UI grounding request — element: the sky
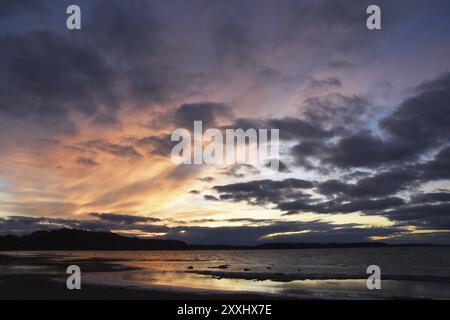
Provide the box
[1,0,450,245]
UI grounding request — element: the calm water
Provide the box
[4,247,450,299]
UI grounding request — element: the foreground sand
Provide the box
[0,274,279,300]
[0,253,275,300]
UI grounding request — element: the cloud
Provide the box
[77,140,142,159]
[380,72,450,148]
[77,157,99,167]
[220,164,260,178]
[213,178,314,205]
[211,150,450,228]
[0,0,49,16]
[0,31,118,134]
[282,197,405,215]
[265,159,291,173]
[319,73,450,169]
[317,170,418,199]
[411,192,450,204]
[385,203,450,230]
[1,1,449,245]
[88,212,161,224]
[203,195,219,201]
[321,132,416,168]
[173,102,233,128]
[419,146,450,181]
[0,215,405,245]
[134,134,174,157]
[0,216,78,235]
[0,0,209,136]
[300,77,342,96]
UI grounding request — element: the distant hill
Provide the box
[0,229,187,250]
[0,229,442,251]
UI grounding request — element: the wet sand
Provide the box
[2,251,450,300]
[0,253,274,300]
[193,270,450,283]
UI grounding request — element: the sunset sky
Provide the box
[1,0,450,245]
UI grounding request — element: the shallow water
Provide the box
[4,247,450,299]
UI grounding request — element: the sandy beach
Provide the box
[0,253,276,300]
[2,248,450,300]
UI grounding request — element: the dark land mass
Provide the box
[0,228,446,251]
[0,229,187,251]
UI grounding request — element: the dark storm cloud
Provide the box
[86,0,164,62]
[173,102,233,129]
[134,134,174,157]
[213,178,314,205]
[385,203,450,229]
[328,197,405,214]
[418,146,450,181]
[203,195,219,201]
[214,178,314,192]
[320,132,417,168]
[380,72,450,150]
[211,145,450,228]
[265,72,450,174]
[167,221,329,245]
[301,93,371,131]
[228,115,331,143]
[0,0,392,137]
[319,73,450,169]
[212,136,450,227]
[0,31,118,133]
[276,0,377,52]
[88,212,161,224]
[229,93,370,170]
[84,0,190,108]
[205,0,388,69]
[161,222,402,245]
[0,0,200,134]
[0,0,48,16]
[265,159,291,173]
[0,0,400,136]
[268,117,332,141]
[317,170,418,199]
[411,192,450,204]
[207,1,255,67]
[279,197,405,215]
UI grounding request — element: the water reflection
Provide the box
[83,269,450,299]
[4,249,450,299]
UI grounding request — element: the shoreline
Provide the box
[4,251,450,284]
[0,253,278,300]
[0,274,280,300]
[2,251,450,300]
[190,270,450,283]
